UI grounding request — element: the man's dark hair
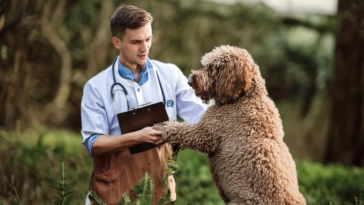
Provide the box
[110,5,153,40]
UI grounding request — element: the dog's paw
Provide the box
[153,122,167,132]
[153,120,180,141]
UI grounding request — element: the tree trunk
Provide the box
[324,0,364,166]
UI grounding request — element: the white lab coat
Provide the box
[81,57,206,144]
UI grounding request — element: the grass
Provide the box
[0,128,92,204]
[0,128,364,205]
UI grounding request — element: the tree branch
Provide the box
[41,14,72,122]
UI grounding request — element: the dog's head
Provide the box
[188,45,266,105]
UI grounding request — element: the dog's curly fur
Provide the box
[154,45,306,205]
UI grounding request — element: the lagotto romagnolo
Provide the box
[154,45,306,205]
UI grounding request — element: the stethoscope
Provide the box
[110,57,166,114]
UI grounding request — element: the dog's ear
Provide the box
[216,49,255,101]
[236,57,253,92]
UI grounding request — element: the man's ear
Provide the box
[112,37,121,49]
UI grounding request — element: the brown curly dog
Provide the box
[154,45,306,205]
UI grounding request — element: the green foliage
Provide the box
[174,150,224,205]
[8,187,21,205]
[49,162,76,205]
[0,129,92,204]
[121,173,155,205]
[2,129,364,205]
[297,161,364,205]
[88,192,107,205]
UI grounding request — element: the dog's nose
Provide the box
[187,78,193,85]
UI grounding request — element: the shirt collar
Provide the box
[118,58,153,84]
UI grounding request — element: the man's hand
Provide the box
[137,127,164,144]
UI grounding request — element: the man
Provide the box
[81,5,206,205]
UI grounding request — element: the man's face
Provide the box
[113,23,152,70]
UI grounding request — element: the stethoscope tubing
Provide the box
[110,57,165,114]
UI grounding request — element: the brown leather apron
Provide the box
[90,144,169,205]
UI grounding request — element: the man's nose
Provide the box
[140,42,149,52]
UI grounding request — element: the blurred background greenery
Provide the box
[0,0,363,204]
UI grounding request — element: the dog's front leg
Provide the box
[153,121,218,154]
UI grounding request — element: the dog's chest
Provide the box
[208,141,247,173]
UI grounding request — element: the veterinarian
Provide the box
[81,4,206,205]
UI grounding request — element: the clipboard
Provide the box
[117,102,169,154]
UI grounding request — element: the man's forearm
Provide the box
[92,132,141,156]
[91,127,164,156]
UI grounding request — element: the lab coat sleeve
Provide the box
[174,67,207,124]
[81,81,109,144]
[83,134,100,157]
